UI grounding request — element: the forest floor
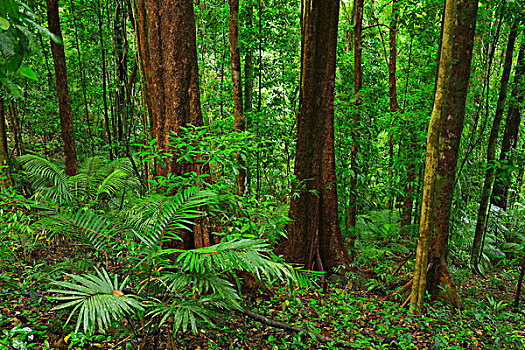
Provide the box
[1,245,524,350]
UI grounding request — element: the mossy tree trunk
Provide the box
[410,0,456,315]
[427,0,479,308]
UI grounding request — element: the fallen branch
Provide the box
[238,308,356,348]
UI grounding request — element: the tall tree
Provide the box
[426,0,479,308]
[46,0,78,176]
[409,0,456,315]
[348,0,364,235]
[228,0,246,196]
[134,0,209,248]
[135,0,205,180]
[471,21,518,270]
[492,42,525,210]
[277,0,350,273]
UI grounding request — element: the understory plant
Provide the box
[12,154,302,340]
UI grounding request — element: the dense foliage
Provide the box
[0,0,524,348]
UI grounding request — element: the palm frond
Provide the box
[161,271,240,308]
[36,207,113,250]
[166,239,297,284]
[69,157,108,198]
[147,296,221,333]
[51,268,143,333]
[18,154,72,203]
[96,169,129,197]
[128,187,216,249]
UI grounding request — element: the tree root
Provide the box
[388,263,464,310]
[237,308,356,348]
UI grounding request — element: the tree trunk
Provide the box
[0,98,11,188]
[135,0,208,249]
[492,43,525,210]
[277,0,350,274]
[228,0,246,196]
[471,22,518,269]
[426,0,478,308]
[347,0,364,237]
[69,0,92,149]
[46,0,78,176]
[97,0,113,160]
[409,0,456,315]
[114,0,127,146]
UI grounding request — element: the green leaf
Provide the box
[18,64,36,80]
[21,18,62,44]
[0,73,22,98]
[0,16,9,30]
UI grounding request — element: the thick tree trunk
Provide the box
[409,0,456,315]
[347,0,363,237]
[277,0,350,273]
[471,22,518,269]
[228,0,246,196]
[46,0,78,176]
[135,0,208,249]
[492,43,525,210]
[426,0,478,308]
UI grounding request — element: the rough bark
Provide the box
[471,22,518,268]
[135,0,209,249]
[347,0,363,237]
[492,43,525,210]
[46,0,78,176]
[228,0,246,196]
[277,0,350,273]
[426,0,478,308]
[409,0,456,315]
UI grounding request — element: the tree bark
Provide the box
[409,0,456,315]
[492,43,525,210]
[228,0,246,196]
[426,0,479,308]
[46,0,78,176]
[277,0,350,273]
[347,0,364,238]
[471,22,518,269]
[134,0,208,249]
